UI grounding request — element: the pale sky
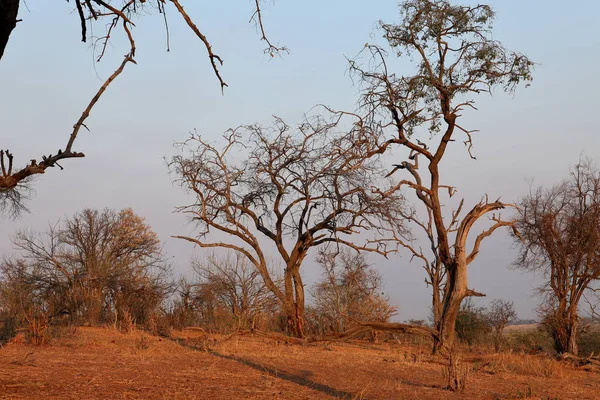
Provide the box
[1,0,599,321]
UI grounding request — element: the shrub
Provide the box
[506,327,554,354]
[455,299,491,347]
[577,324,600,357]
[147,312,172,338]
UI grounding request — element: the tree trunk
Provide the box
[430,274,443,353]
[553,314,578,355]
[566,307,579,355]
[493,329,502,353]
[292,269,305,337]
[567,324,578,355]
[283,266,305,338]
[547,307,579,355]
[285,307,304,338]
[0,0,19,60]
[434,260,468,353]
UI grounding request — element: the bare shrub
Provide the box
[118,309,135,334]
[486,300,517,352]
[192,253,279,332]
[455,299,491,348]
[310,250,397,335]
[23,306,51,346]
[165,280,200,330]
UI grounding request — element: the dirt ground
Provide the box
[0,327,598,399]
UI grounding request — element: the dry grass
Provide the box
[0,327,598,399]
[504,324,539,333]
[470,352,566,378]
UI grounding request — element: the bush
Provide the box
[506,327,554,354]
[147,312,172,338]
[455,299,491,347]
[310,250,397,335]
[577,324,600,357]
[118,309,135,334]
[0,317,17,343]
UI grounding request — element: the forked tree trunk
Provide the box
[434,258,469,353]
[0,0,19,60]
[285,303,305,338]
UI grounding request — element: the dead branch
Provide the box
[250,0,288,57]
[1,0,285,208]
[169,0,227,92]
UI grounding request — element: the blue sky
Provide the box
[1,0,599,321]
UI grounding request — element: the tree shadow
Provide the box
[173,338,359,399]
[400,379,444,390]
[209,350,358,398]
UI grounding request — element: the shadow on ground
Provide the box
[172,337,359,399]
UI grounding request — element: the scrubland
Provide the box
[1,326,599,399]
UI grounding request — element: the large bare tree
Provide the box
[514,160,600,355]
[339,0,533,351]
[0,0,284,214]
[169,116,407,337]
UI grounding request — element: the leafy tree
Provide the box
[341,0,533,351]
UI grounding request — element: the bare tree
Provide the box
[311,249,397,334]
[0,257,67,343]
[514,159,600,355]
[2,208,171,327]
[486,299,517,352]
[169,116,407,337]
[0,1,285,213]
[336,0,533,351]
[192,253,278,331]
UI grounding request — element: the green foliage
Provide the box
[577,324,600,357]
[455,299,491,347]
[505,328,554,354]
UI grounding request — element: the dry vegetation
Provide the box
[1,327,599,399]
